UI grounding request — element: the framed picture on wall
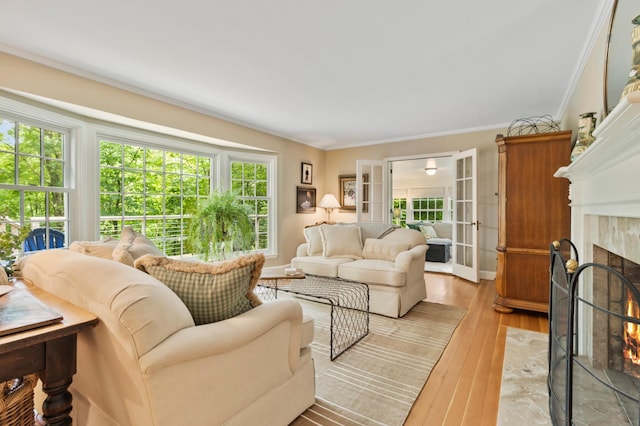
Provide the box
[339,174,368,212]
[296,186,316,213]
[301,162,313,184]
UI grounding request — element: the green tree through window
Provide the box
[0,118,68,242]
[412,197,444,222]
[231,160,269,250]
[99,140,211,256]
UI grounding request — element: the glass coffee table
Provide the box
[258,269,369,360]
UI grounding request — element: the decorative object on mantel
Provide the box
[570,112,598,162]
[620,15,640,100]
[506,114,561,136]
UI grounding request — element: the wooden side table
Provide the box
[0,279,98,426]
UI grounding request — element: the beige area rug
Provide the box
[290,298,466,426]
[497,327,551,425]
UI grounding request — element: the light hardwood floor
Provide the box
[404,272,549,425]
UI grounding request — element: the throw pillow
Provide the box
[418,224,439,240]
[406,223,419,231]
[361,238,410,262]
[69,237,120,259]
[113,226,164,266]
[303,225,323,256]
[319,224,363,259]
[134,253,265,325]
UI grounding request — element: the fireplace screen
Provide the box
[549,241,640,425]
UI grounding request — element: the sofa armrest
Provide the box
[394,244,428,270]
[139,298,305,374]
[296,243,309,257]
[139,298,312,425]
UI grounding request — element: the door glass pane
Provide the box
[465,246,473,267]
[465,156,473,176]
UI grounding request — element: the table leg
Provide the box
[39,334,77,426]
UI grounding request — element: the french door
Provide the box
[452,148,479,283]
[355,160,387,223]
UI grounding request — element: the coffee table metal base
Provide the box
[258,274,369,360]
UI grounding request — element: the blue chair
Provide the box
[23,228,65,252]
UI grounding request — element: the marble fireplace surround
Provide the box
[555,91,640,356]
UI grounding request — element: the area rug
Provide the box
[497,327,551,425]
[290,299,467,426]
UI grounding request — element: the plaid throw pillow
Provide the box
[135,253,264,325]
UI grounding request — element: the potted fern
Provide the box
[187,189,255,261]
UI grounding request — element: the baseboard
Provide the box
[480,270,496,280]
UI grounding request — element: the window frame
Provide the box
[412,196,445,222]
[224,151,277,257]
[0,107,75,248]
[97,133,219,257]
[0,95,279,259]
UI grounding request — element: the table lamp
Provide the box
[318,193,341,223]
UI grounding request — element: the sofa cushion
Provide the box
[303,225,323,256]
[290,256,352,277]
[338,259,406,287]
[135,253,265,325]
[418,224,439,240]
[361,238,410,262]
[319,224,363,259]
[113,226,164,266]
[69,237,120,259]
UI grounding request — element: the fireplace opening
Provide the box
[625,288,640,378]
[549,242,640,425]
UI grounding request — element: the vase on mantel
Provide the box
[570,112,597,162]
[621,15,640,100]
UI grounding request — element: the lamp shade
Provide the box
[318,193,341,209]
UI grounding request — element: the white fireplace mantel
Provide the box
[555,91,640,220]
[554,93,640,357]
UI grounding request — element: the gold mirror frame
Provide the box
[603,0,636,118]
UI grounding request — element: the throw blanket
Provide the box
[357,222,399,242]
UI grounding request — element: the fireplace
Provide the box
[549,243,640,425]
[550,92,640,425]
[592,246,640,375]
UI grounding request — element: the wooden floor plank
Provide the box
[404,272,549,425]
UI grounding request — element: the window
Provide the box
[0,117,69,246]
[99,139,212,256]
[412,197,444,222]
[392,198,407,227]
[0,95,277,260]
[230,159,272,252]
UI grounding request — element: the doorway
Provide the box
[390,155,454,274]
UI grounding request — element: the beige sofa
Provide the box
[20,249,315,426]
[290,223,428,318]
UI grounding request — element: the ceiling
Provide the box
[0,1,609,150]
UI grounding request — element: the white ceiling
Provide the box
[0,0,609,150]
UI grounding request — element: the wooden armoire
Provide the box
[493,130,572,313]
